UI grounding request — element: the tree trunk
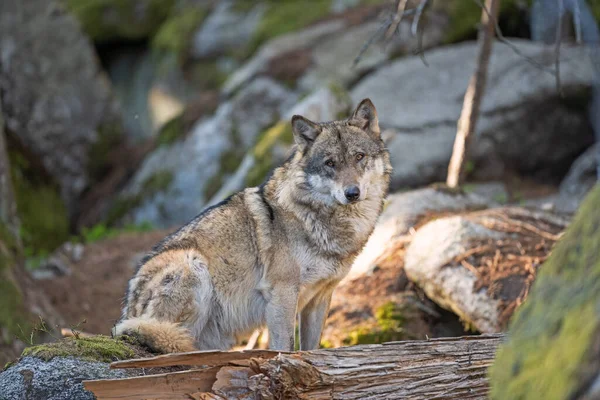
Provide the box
[85,334,503,400]
[446,0,501,188]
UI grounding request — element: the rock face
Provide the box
[223,4,450,96]
[0,356,131,400]
[191,1,266,59]
[117,77,297,227]
[489,185,600,400]
[404,207,567,333]
[0,0,122,209]
[352,40,596,189]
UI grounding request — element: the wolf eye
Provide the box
[325,160,335,168]
[355,153,365,161]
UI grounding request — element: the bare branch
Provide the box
[385,0,409,40]
[446,0,500,188]
[411,0,430,36]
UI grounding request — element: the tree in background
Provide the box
[446,0,501,188]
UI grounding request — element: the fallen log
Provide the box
[84,334,503,400]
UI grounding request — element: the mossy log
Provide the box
[489,184,600,399]
[85,334,502,399]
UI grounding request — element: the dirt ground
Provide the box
[36,230,170,335]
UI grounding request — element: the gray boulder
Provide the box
[351,40,596,189]
[191,1,266,59]
[117,77,297,228]
[0,356,131,400]
[0,0,123,209]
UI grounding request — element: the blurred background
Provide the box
[1,0,599,365]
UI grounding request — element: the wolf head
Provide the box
[289,99,391,206]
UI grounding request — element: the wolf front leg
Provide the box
[265,284,299,351]
[299,285,335,351]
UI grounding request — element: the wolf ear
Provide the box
[291,115,322,148]
[351,98,380,138]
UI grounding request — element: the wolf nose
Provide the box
[344,186,360,202]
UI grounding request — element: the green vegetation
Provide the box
[21,335,137,363]
[249,0,332,54]
[106,170,174,225]
[188,61,229,91]
[9,150,69,260]
[65,0,176,42]
[342,302,409,346]
[88,119,125,182]
[439,1,533,44]
[152,6,208,60]
[246,121,294,188]
[489,185,600,399]
[203,126,245,200]
[80,222,153,243]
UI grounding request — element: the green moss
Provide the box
[157,114,185,146]
[106,170,173,225]
[80,221,153,243]
[249,0,332,53]
[342,302,409,346]
[328,82,353,119]
[439,1,532,44]
[88,119,125,182]
[152,6,208,60]
[0,277,28,341]
[489,185,600,400]
[21,335,136,363]
[246,121,294,188]
[188,61,229,91]
[65,0,176,42]
[9,150,69,259]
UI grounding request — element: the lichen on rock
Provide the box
[489,185,600,400]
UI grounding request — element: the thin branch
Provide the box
[411,0,430,36]
[385,0,409,39]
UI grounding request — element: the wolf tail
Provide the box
[114,317,196,354]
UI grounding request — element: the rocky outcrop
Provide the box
[352,40,596,189]
[0,336,150,400]
[114,77,297,227]
[0,0,124,211]
[223,3,450,96]
[207,84,353,206]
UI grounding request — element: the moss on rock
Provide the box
[151,5,208,61]
[9,150,69,258]
[342,302,409,346]
[246,121,294,188]
[249,0,333,54]
[106,170,173,225]
[65,0,176,42]
[489,185,600,400]
[21,335,137,363]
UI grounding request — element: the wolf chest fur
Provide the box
[115,99,392,352]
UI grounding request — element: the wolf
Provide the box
[114,99,392,353]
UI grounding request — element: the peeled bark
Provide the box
[85,334,503,400]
